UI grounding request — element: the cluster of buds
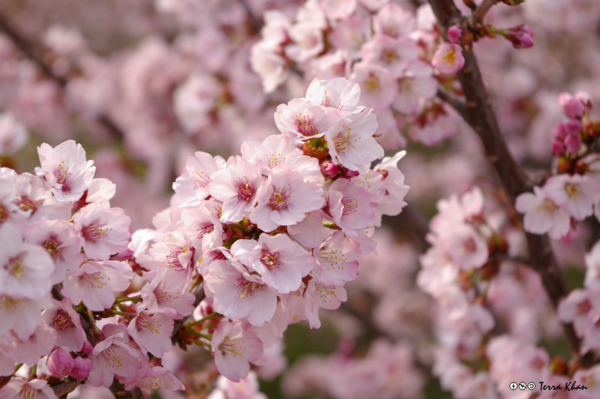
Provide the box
[516,91,600,244]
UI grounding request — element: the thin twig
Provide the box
[470,0,500,25]
[437,87,468,119]
[428,0,591,364]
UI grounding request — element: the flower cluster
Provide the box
[516,91,600,243]
[251,1,462,147]
[138,77,408,382]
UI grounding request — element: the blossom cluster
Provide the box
[251,0,463,146]
[516,92,600,243]
[140,76,408,382]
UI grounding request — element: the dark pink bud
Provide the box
[81,340,93,355]
[565,119,582,136]
[559,93,585,119]
[551,140,565,156]
[321,162,338,179]
[575,92,593,111]
[554,123,567,140]
[506,24,534,49]
[70,356,92,380]
[448,25,464,44]
[561,220,577,246]
[47,348,74,378]
[565,135,582,153]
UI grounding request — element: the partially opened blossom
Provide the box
[515,186,570,239]
[212,320,263,382]
[232,234,316,294]
[35,140,96,202]
[431,43,465,75]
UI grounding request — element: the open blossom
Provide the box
[431,43,465,75]
[515,186,570,239]
[42,298,86,352]
[0,379,58,399]
[127,302,176,358]
[73,200,131,260]
[205,259,278,326]
[0,112,28,155]
[232,233,316,294]
[0,223,54,299]
[208,156,263,223]
[328,178,377,235]
[304,77,362,112]
[544,174,598,221]
[130,366,185,395]
[173,151,225,206]
[250,165,324,232]
[393,60,438,115]
[350,62,396,111]
[35,140,96,202]
[325,109,383,171]
[0,295,46,340]
[61,260,133,311]
[212,320,263,383]
[373,3,415,39]
[314,231,361,286]
[360,35,419,77]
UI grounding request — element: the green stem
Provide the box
[114,295,142,304]
[186,313,220,328]
[28,365,37,380]
[112,310,135,318]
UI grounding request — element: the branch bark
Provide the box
[428,0,589,363]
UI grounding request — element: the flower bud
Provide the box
[448,26,464,44]
[565,119,582,136]
[506,24,534,49]
[565,135,582,154]
[70,356,92,380]
[81,340,93,355]
[558,93,585,119]
[321,161,338,179]
[554,123,567,140]
[575,91,593,111]
[551,140,565,156]
[47,348,74,378]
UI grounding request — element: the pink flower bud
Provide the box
[558,93,585,119]
[575,92,593,111]
[506,24,534,49]
[551,140,565,156]
[321,162,338,179]
[448,26,464,44]
[565,134,582,153]
[47,348,74,378]
[554,123,567,140]
[81,340,93,355]
[561,221,577,246]
[70,356,92,380]
[565,119,582,136]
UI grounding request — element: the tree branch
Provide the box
[470,0,500,25]
[428,0,590,363]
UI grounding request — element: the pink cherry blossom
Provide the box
[0,378,58,399]
[127,303,176,358]
[431,43,465,75]
[350,62,396,111]
[35,140,96,202]
[70,356,91,380]
[373,3,415,39]
[47,347,74,378]
[130,366,185,395]
[232,233,316,294]
[314,231,361,286]
[393,60,438,115]
[304,77,362,112]
[328,178,377,235]
[42,298,86,352]
[0,112,28,156]
[173,151,225,206]
[212,320,263,382]
[559,92,585,119]
[361,35,419,78]
[250,165,324,232]
[544,174,598,221]
[0,295,46,340]
[515,186,571,239]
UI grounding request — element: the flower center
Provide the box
[365,73,380,92]
[0,204,8,223]
[82,223,109,243]
[260,250,282,270]
[101,346,124,368]
[341,196,359,216]
[50,309,74,333]
[137,313,161,334]
[334,126,353,152]
[0,296,20,313]
[13,195,37,212]
[578,299,592,315]
[564,182,580,199]
[236,178,254,202]
[296,114,318,136]
[197,223,214,238]
[235,278,262,299]
[219,336,245,359]
[5,257,24,279]
[382,48,398,64]
[43,237,62,260]
[443,49,457,66]
[194,171,210,190]
[269,188,289,210]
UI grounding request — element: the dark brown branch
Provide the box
[428,0,590,363]
[437,87,468,119]
[51,379,80,397]
[470,0,500,24]
[109,379,143,399]
[172,282,206,345]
